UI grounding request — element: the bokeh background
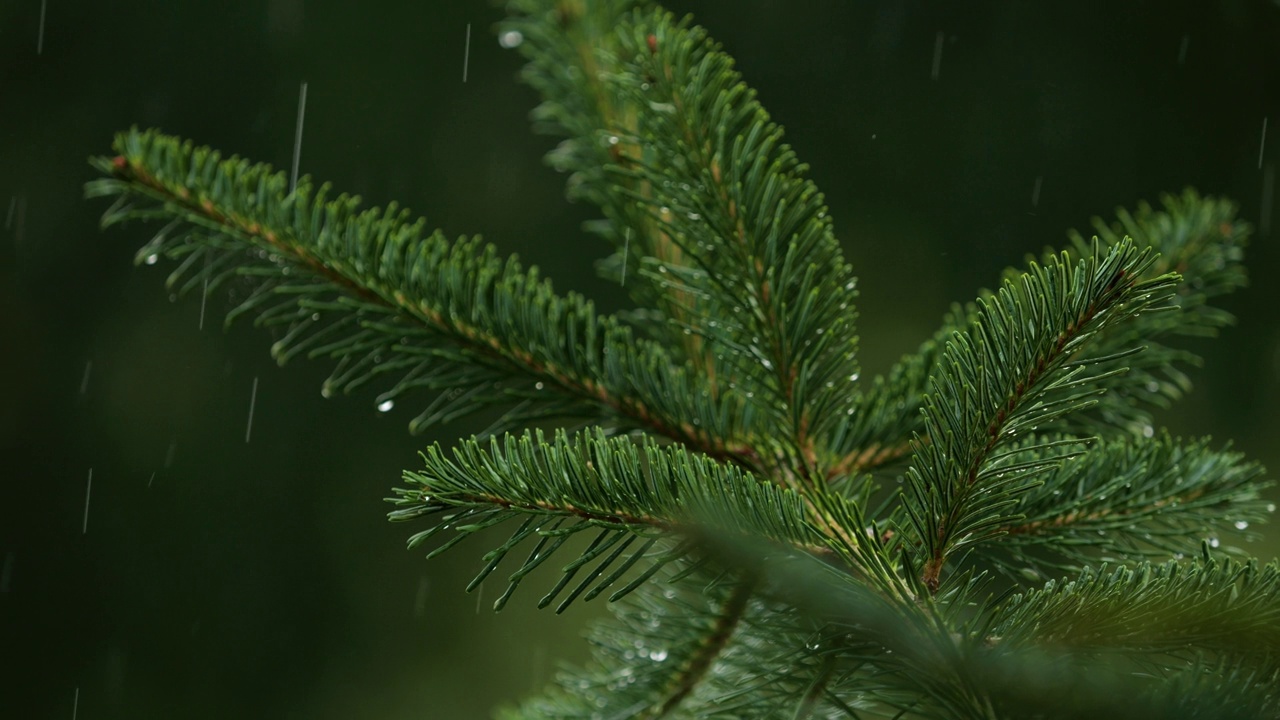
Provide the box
[2,1,1279,717]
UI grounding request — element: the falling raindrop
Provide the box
[463,24,472,82]
[37,0,47,55]
[82,468,93,535]
[245,377,259,443]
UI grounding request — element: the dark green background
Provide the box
[3,1,1279,717]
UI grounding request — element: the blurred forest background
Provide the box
[2,1,1279,717]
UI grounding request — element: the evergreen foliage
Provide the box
[86,1,1276,717]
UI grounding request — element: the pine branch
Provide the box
[85,129,756,457]
[830,190,1249,478]
[505,0,723,374]
[1022,189,1250,437]
[602,10,862,481]
[979,433,1270,580]
[510,3,861,485]
[902,238,1180,593]
[498,573,758,719]
[983,554,1280,665]
[389,427,833,611]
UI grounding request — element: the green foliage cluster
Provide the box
[87,1,1277,717]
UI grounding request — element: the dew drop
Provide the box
[1208,537,1220,548]
[378,399,395,413]
[1234,520,1250,530]
[145,254,159,265]
[1142,425,1154,438]
[649,649,668,662]
[535,381,544,390]
[849,373,860,382]
[498,30,524,48]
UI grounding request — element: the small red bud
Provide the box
[111,155,127,170]
[647,34,658,54]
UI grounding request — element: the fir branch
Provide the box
[602,10,861,480]
[903,238,1179,593]
[499,574,761,720]
[980,433,1270,579]
[984,555,1280,664]
[1020,190,1250,437]
[504,0,722,374]
[831,190,1249,476]
[86,128,755,457]
[390,427,832,611]
[652,577,754,717]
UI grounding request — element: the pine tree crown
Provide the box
[86,1,1277,718]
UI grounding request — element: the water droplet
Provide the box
[1235,520,1250,530]
[145,254,159,265]
[1268,503,1276,513]
[1208,537,1220,548]
[849,373,859,382]
[535,381,544,390]
[310,312,320,321]
[649,649,668,662]
[687,212,701,220]
[1145,381,1159,392]
[498,30,523,48]
[1142,425,1154,438]
[378,399,394,413]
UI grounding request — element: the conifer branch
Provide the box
[391,428,834,611]
[86,129,759,458]
[603,10,862,482]
[983,555,1280,664]
[904,239,1179,593]
[504,0,719,374]
[980,434,1270,578]
[830,190,1248,477]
